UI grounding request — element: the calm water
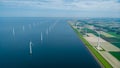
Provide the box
[0,17,101,68]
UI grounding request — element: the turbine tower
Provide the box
[85,25,87,36]
[41,32,43,41]
[86,27,87,36]
[97,31,101,50]
[22,25,25,31]
[13,27,15,36]
[29,41,32,55]
[46,29,48,35]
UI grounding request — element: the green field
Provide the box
[69,24,112,68]
[82,28,98,36]
[84,28,120,48]
[108,32,120,38]
[104,32,120,48]
[101,31,115,38]
[100,34,120,48]
[109,52,120,61]
[111,43,120,48]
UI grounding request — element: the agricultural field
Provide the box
[109,52,120,61]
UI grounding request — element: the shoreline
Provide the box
[68,23,112,68]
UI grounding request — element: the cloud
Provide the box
[0,0,120,17]
[72,0,120,10]
[0,0,120,11]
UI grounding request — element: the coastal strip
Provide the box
[68,23,112,68]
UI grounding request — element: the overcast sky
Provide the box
[0,0,120,17]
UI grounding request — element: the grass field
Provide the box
[101,31,115,38]
[82,28,98,36]
[82,28,120,49]
[100,34,120,48]
[109,52,120,61]
[102,31,120,48]
[69,24,112,68]
[111,43,120,48]
[108,32,120,38]
[83,28,120,48]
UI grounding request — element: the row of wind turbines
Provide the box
[12,22,58,55]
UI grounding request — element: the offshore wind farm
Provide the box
[0,17,101,68]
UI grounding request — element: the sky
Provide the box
[0,0,120,17]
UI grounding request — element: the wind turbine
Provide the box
[41,32,43,41]
[22,25,25,31]
[46,29,48,35]
[97,31,101,50]
[85,25,87,36]
[29,41,32,55]
[86,27,87,36]
[12,27,15,36]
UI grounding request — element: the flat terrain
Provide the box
[100,31,115,38]
[109,52,120,61]
[70,24,112,68]
[84,33,120,68]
